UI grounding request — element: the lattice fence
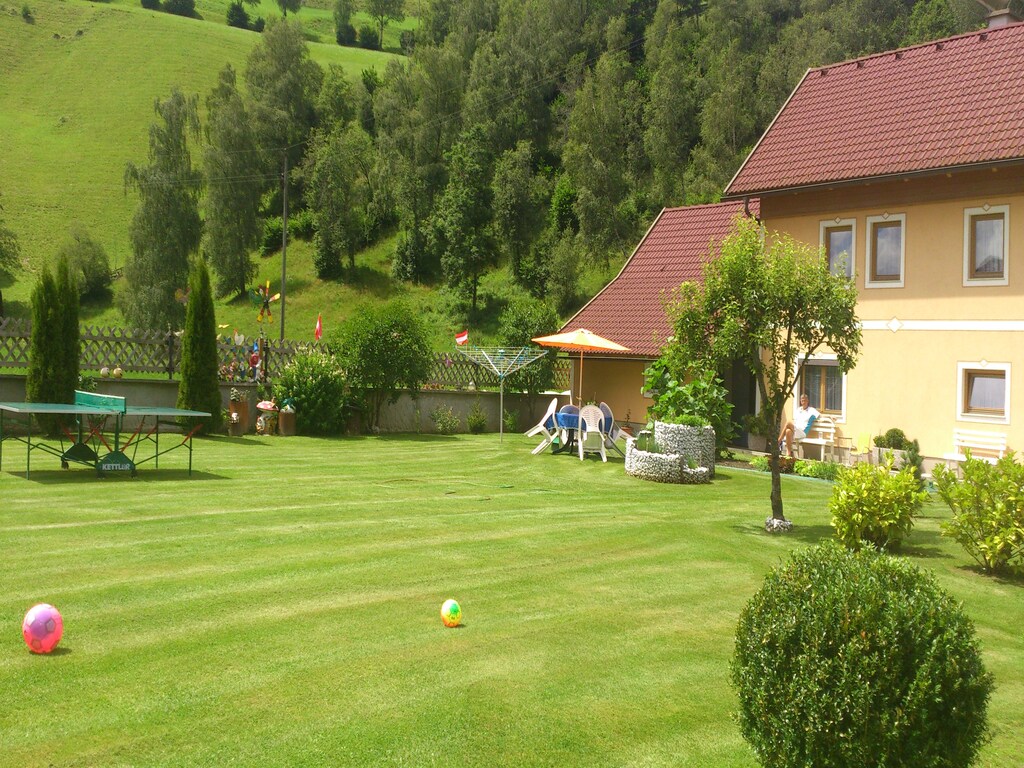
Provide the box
[0,320,317,381]
[0,317,30,368]
[0,318,572,390]
[426,352,571,392]
[81,325,176,375]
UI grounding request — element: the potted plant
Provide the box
[743,412,772,453]
[277,398,297,436]
[619,409,634,437]
[873,427,910,466]
[228,387,249,436]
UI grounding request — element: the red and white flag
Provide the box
[314,313,323,341]
[455,329,469,346]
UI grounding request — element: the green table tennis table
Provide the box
[0,391,210,478]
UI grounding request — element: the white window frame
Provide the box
[956,361,1010,425]
[963,204,1009,287]
[865,213,906,288]
[819,218,856,279]
[794,354,847,423]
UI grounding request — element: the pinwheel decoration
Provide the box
[250,281,280,323]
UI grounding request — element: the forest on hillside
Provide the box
[370,0,986,318]
[0,0,994,332]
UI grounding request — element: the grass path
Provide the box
[1,436,1022,765]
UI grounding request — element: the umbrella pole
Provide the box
[499,379,504,443]
[579,349,584,404]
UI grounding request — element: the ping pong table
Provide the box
[0,391,210,478]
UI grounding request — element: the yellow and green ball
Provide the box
[440,599,462,627]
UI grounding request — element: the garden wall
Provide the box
[0,374,563,435]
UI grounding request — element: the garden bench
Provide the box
[942,428,1008,466]
[796,414,838,462]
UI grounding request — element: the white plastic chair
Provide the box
[599,402,628,457]
[578,405,607,462]
[525,398,559,455]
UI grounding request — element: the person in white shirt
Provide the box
[778,393,820,457]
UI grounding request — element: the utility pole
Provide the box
[280,154,288,342]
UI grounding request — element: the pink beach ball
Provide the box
[22,604,64,654]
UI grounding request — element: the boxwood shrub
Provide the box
[732,542,992,768]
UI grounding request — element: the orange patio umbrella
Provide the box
[531,328,629,404]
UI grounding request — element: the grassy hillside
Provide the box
[0,0,618,346]
[0,0,399,324]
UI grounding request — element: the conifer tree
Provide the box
[26,259,79,435]
[176,259,223,435]
[55,255,81,403]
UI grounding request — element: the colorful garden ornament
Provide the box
[250,281,280,324]
[22,603,63,654]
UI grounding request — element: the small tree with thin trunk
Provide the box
[663,215,861,525]
[176,259,223,435]
[365,0,404,49]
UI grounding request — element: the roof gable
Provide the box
[726,23,1024,197]
[560,201,755,357]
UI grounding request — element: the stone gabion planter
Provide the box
[625,434,711,485]
[653,421,716,478]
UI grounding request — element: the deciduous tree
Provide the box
[203,65,262,298]
[492,141,546,291]
[365,0,405,48]
[244,18,323,169]
[663,216,861,524]
[122,89,202,330]
[275,0,301,17]
[333,0,356,44]
[56,224,111,300]
[0,196,21,276]
[334,300,433,432]
[307,122,375,278]
[434,125,495,312]
[498,297,559,417]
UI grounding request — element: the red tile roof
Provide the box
[559,200,756,357]
[726,22,1024,197]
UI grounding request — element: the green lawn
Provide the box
[1,436,1022,766]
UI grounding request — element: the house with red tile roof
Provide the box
[558,200,757,428]
[722,16,1024,462]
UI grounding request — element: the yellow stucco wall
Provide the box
[567,357,652,429]
[761,164,1024,458]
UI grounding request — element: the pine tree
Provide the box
[176,259,223,435]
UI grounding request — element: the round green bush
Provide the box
[732,542,992,768]
[271,351,349,435]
